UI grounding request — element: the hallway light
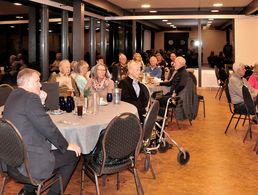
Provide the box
[141,4,150,8]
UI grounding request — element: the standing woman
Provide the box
[85,64,114,99]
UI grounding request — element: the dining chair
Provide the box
[0,84,14,106]
[0,119,64,195]
[214,66,226,100]
[141,83,151,112]
[81,113,144,195]
[242,85,257,143]
[142,100,159,179]
[224,79,247,134]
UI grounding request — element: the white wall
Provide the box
[143,30,151,51]
[234,17,258,66]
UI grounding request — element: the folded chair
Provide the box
[0,119,63,195]
[81,113,144,195]
[142,100,159,179]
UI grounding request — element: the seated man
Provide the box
[118,60,148,122]
[229,62,258,113]
[112,53,128,82]
[144,56,162,79]
[159,56,189,106]
[3,68,81,195]
[49,59,79,97]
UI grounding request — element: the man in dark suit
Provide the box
[112,53,128,82]
[3,68,81,195]
[118,60,148,122]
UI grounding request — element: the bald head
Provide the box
[174,56,186,70]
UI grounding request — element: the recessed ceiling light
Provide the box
[172,26,177,28]
[162,19,168,22]
[141,4,150,8]
[149,10,157,13]
[57,22,62,25]
[16,16,23,19]
[167,22,172,25]
[10,26,15,28]
[207,21,212,24]
[208,18,214,21]
[213,3,223,7]
[211,10,219,13]
[14,2,22,6]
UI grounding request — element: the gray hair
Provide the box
[17,68,40,87]
[232,62,244,73]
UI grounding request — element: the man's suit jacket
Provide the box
[160,66,189,95]
[3,88,68,180]
[118,76,148,122]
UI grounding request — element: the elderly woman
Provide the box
[248,63,258,89]
[85,63,114,99]
[49,59,79,97]
[74,60,89,95]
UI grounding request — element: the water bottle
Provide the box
[59,96,66,111]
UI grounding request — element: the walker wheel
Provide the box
[177,150,190,165]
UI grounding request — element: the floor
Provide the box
[1,88,258,195]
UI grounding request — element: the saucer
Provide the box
[49,109,65,115]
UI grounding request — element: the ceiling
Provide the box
[105,0,257,29]
[0,0,257,30]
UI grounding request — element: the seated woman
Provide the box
[85,64,114,99]
[248,63,258,89]
[74,60,90,95]
[49,59,79,97]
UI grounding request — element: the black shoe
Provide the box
[158,142,173,153]
[18,188,36,195]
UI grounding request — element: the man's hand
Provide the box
[39,90,47,105]
[67,143,81,157]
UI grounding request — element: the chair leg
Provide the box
[148,158,156,179]
[242,115,247,126]
[243,117,252,143]
[59,175,64,195]
[36,184,42,195]
[80,165,85,194]
[219,87,224,100]
[234,115,241,129]
[253,139,258,152]
[116,172,120,190]
[0,176,6,195]
[94,173,100,195]
[215,86,221,98]
[144,152,156,179]
[132,168,144,195]
[203,100,205,118]
[225,114,235,134]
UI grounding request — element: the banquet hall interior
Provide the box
[0,0,258,194]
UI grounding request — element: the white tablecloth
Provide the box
[1,102,138,154]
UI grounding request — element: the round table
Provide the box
[49,101,138,154]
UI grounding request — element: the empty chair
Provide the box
[81,113,143,195]
[0,119,63,195]
[142,100,160,179]
[242,85,257,142]
[0,84,14,106]
[41,82,60,110]
[214,66,226,100]
[224,79,247,134]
